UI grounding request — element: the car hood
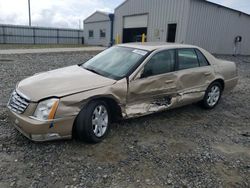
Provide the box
[16,65,116,101]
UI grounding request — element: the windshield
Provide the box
[82,46,149,80]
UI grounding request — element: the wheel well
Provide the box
[89,97,123,122]
[72,97,123,138]
[213,79,225,90]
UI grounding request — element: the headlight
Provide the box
[33,98,59,121]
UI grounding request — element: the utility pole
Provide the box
[28,0,31,26]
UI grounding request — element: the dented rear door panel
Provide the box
[175,66,216,106]
[125,66,216,117]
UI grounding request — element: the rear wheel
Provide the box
[202,82,222,109]
[74,100,110,143]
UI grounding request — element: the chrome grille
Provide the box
[7,91,30,114]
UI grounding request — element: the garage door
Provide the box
[124,15,148,29]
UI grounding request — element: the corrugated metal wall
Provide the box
[0,24,84,44]
[185,0,250,55]
[114,0,250,55]
[114,0,191,43]
[186,0,250,55]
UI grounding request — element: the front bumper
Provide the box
[8,109,75,142]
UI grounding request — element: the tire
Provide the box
[202,81,222,109]
[74,100,110,143]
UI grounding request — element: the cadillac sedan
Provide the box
[7,43,238,143]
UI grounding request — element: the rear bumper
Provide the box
[8,109,75,142]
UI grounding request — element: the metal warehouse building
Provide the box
[84,0,250,55]
[84,11,114,46]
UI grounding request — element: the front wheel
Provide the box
[202,82,222,109]
[74,100,110,143]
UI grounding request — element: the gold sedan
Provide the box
[8,43,238,142]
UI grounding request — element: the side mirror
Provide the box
[140,71,146,78]
[140,68,152,78]
[134,61,153,80]
[133,69,147,80]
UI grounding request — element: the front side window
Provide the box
[83,47,149,80]
[89,30,94,38]
[177,49,199,70]
[100,29,106,38]
[142,50,175,77]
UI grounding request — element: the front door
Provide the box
[167,23,177,43]
[126,49,178,117]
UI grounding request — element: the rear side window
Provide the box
[177,49,199,70]
[195,49,209,66]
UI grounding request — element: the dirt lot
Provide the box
[0,52,249,188]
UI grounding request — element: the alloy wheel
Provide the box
[207,85,221,107]
[92,105,108,137]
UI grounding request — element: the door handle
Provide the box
[204,72,211,76]
[165,80,174,84]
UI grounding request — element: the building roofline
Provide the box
[97,11,113,16]
[84,11,113,22]
[114,0,129,11]
[115,0,250,16]
[204,0,250,17]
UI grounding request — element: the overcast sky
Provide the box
[0,0,249,29]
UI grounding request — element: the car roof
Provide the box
[117,42,198,51]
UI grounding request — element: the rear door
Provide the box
[175,48,215,105]
[126,49,178,117]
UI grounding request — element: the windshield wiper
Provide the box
[84,67,102,76]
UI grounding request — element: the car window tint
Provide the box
[195,49,209,66]
[143,50,175,77]
[178,49,199,70]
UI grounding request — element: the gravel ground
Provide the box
[0,47,106,55]
[0,52,249,188]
